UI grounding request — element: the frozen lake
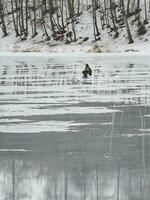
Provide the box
[0,54,150,200]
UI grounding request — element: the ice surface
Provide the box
[0,54,150,200]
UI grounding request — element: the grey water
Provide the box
[0,54,150,200]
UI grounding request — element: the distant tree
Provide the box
[144,0,148,24]
[10,0,17,36]
[0,0,7,37]
[48,0,55,38]
[91,0,100,41]
[137,0,141,25]
[67,0,77,41]
[25,0,29,37]
[109,0,118,34]
[0,0,149,45]
[40,1,50,40]
[32,0,38,37]
[120,0,134,44]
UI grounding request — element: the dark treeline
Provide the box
[0,0,149,44]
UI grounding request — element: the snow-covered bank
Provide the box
[1,0,150,54]
[1,49,150,57]
[1,36,150,53]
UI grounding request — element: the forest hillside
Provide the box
[0,0,150,52]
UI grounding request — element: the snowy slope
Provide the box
[0,0,150,53]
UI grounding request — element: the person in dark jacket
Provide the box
[82,64,92,77]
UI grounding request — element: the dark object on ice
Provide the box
[82,64,92,77]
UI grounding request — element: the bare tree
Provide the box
[144,0,148,24]
[10,0,19,37]
[0,0,149,45]
[91,0,100,41]
[120,0,134,44]
[32,0,38,37]
[0,0,7,37]
[137,0,141,25]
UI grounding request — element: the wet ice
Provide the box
[0,54,150,200]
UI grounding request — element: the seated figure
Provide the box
[82,64,92,77]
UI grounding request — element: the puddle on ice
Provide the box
[0,55,150,200]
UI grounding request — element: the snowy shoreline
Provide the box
[1,51,150,57]
[1,40,150,56]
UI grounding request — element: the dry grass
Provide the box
[88,44,102,53]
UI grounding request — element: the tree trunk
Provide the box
[121,0,134,44]
[144,0,148,24]
[0,0,7,37]
[10,0,19,37]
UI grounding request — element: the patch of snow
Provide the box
[0,149,31,152]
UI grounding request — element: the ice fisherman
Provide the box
[82,64,92,77]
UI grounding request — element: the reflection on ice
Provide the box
[0,158,150,200]
[0,55,150,199]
